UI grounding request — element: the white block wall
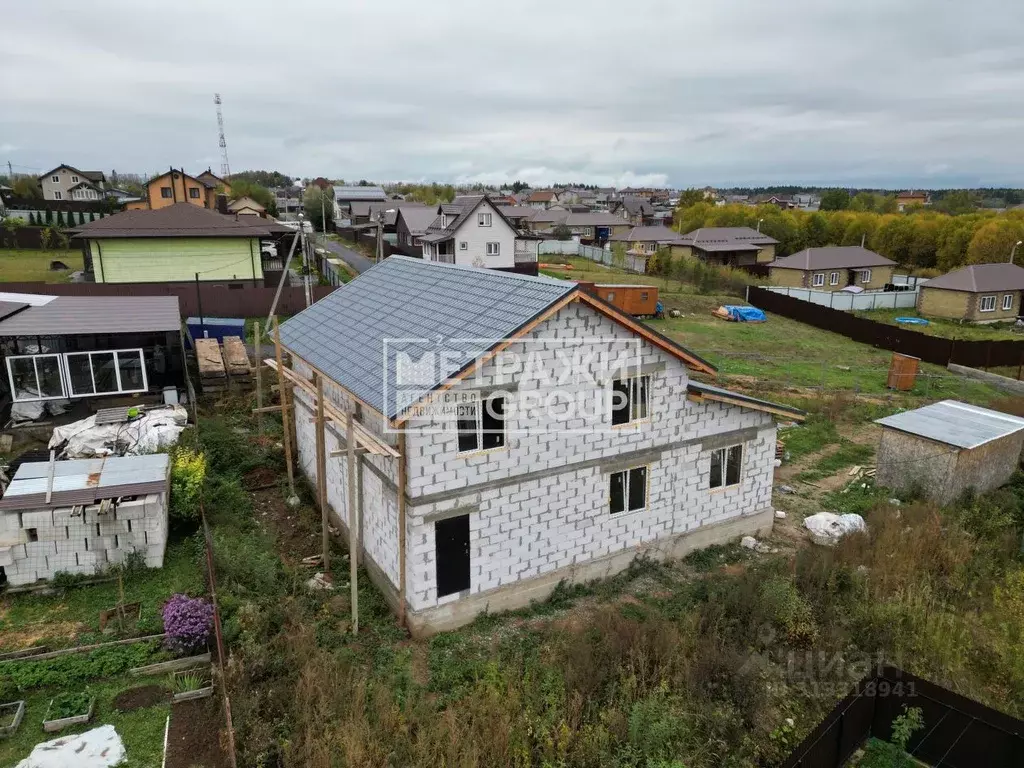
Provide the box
[0,493,168,586]
[402,301,775,612]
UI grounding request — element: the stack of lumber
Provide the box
[195,338,227,393]
[222,335,253,389]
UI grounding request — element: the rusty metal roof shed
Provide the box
[0,453,170,511]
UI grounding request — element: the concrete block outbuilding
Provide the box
[875,400,1024,505]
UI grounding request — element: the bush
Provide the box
[162,593,214,654]
[170,447,206,521]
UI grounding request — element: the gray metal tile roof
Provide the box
[921,263,1024,293]
[0,453,169,511]
[278,256,576,420]
[770,246,895,271]
[0,296,181,337]
[875,400,1024,449]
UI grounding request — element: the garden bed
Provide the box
[164,696,229,768]
[112,684,167,713]
[169,669,213,703]
[0,700,25,738]
[42,692,95,732]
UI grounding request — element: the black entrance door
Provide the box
[435,514,470,597]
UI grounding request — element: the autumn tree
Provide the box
[12,176,42,199]
[303,185,335,231]
[229,179,278,216]
[819,188,850,211]
[967,219,1024,264]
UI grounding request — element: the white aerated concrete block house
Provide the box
[0,454,170,587]
[277,256,803,634]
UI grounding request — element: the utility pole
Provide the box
[299,214,312,307]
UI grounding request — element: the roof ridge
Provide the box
[385,255,571,288]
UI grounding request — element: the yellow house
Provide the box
[674,227,778,266]
[917,263,1024,323]
[70,203,289,285]
[768,246,896,292]
[125,168,231,211]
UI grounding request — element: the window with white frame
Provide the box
[610,465,648,514]
[71,175,79,183]
[459,241,468,250]
[1003,293,1014,311]
[980,295,997,312]
[440,214,449,227]
[611,374,650,426]
[6,354,65,401]
[486,242,500,256]
[53,191,62,200]
[477,212,492,227]
[64,349,147,397]
[829,271,839,286]
[51,175,59,183]
[812,273,825,287]
[456,394,505,453]
[709,445,742,489]
[860,269,872,283]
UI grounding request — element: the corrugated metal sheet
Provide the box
[875,400,1024,449]
[0,454,169,511]
[278,256,575,419]
[0,295,180,336]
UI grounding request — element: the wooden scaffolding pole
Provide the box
[314,373,330,576]
[397,430,408,626]
[346,409,359,633]
[273,318,296,497]
[254,321,263,434]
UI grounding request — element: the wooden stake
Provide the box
[346,408,359,634]
[315,373,330,576]
[273,317,296,497]
[397,430,407,627]
[254,321,263,433]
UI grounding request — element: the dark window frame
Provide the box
[709,444,743,489]
[610,465,648,514]
[611,374,650,426]
[456,394,506,454]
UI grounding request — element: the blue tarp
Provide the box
[723,305,767,322]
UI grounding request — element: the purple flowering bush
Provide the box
[162,593,214,654]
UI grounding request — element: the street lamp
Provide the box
[756,218,763,233]
[1011,240,1023,264]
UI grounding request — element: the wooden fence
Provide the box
[781,666,1024,767]
[748,286,1024,369]
[0,282,337,319]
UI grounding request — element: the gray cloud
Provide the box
[2,0,1023,187]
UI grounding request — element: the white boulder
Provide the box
[804,512,867,546]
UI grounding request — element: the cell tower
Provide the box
[214,93,231,179]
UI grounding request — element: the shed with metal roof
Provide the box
[874,400,1024,504]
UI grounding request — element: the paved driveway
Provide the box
[323,238,374,274]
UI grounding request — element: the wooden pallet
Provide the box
[196,338,227,392]
[222,336,252,388]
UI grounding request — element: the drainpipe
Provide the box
[95,241,105,282]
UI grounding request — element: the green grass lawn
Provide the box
[854,306,1024,341]
[0,248,81,283]
[0,675,170,768]
[0,538,204,653]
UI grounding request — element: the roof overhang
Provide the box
[686,381,806,421]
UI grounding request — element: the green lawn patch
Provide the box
[0,538,204,653]
[779,415,841,460]
[0,248,80,282]
[855,307,1024,341]
[797,441,875,483]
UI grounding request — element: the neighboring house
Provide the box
[125,168,230,211]
[68,181,105,201]
[420,196,539,274]
[227,196,267,217]
[0,292,185,413]
[702,187,718,201]
[610,197,654,225]
[0,454,171,585]
[557,189,580,205]
[793,193,820,211]
[70,203,290,285]
[271,187,303,217]
[527,190,558,209]
[916,263,1024,323]
[493,205,536,229]
[768,246,896,291]
[896,191,929,211]
[275,256,803,634]
[38,165,107,201]
[753,194,795,209]
[609,225,685,256]
[563,213,632,245]
[875,400,1024,505]
[674,227,779,266]
[395,206,442,256]
[333,186,388,221]
[522,207,570,232]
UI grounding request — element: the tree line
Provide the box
[675,201,1024,273]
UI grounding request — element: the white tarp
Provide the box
[50,405,189,458]
[804,512,867,546]
[15,724,126,768]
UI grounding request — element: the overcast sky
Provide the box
[2,1,1022,189]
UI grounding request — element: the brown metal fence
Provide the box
[781,666,1024,768]
[748,286,1024,370]
[201,512,238,768]
[0,282,337,319]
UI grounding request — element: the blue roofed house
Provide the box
[273,256,803,634]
